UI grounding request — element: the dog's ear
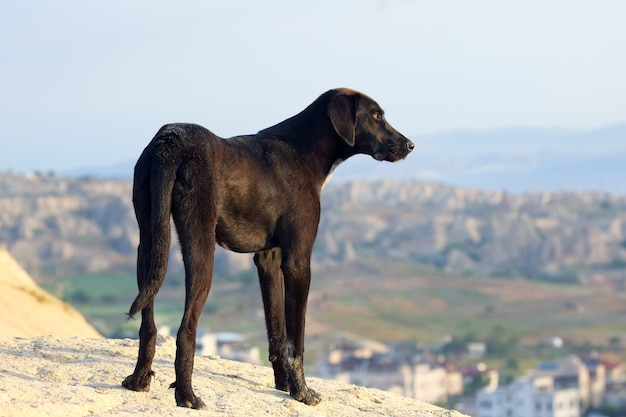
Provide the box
[328,94,356,146]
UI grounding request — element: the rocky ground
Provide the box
[0,336,466,417]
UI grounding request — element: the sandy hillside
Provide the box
[0,336,467,417]
[0,247,101,338]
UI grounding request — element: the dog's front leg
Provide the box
[282,259,322,406]
[254,249,289,392]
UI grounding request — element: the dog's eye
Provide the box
[372,112,382,121]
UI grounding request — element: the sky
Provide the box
[1,0,625,173]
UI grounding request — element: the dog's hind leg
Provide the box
[122,256,157,391]
[123,240,158,391]
[254,248,289,392]
[169,178,217,410]
[122,300,157,391]
[123,169,160,392]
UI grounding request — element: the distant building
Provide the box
[541,337,564,349]
[402,360,463,404]
[476,374,580,417]
[196,331,217,357]
[191,329,261,364]
[475,352,626,417]
[316,336,462,404]
[581,354,607,409]
[537,355,604,409]
[467,342,487,359]
[587,353,626,410]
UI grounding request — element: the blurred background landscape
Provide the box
[1,1,625,415]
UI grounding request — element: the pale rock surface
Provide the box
[0,247,101,338]
[0,336,468,417]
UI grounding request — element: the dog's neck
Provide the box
[260,97,355,191]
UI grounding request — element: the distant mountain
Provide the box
[2,173,625,286]
[63,123,626,193]
[64,160,135,180]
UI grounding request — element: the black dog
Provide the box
[123,88,414,409]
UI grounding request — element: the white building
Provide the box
[402,362,463,404]
[537,354,605,409]
[477,374,580,417]
[195,330,261,364]
[317,336,462,404]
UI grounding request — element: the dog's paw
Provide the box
[121,371,154,392]
[273,370,289,392]
[176,395,206,410]
[276,382,289,393]
[291,387,322,406]
[171,383,207,410]
[269,354,290,392]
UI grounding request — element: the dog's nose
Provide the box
[406,140,415,152]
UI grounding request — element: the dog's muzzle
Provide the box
[375,138,414,162]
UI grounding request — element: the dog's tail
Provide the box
[128,141,178,319]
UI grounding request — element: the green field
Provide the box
[43,258,626,371]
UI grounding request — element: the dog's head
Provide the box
[327,88,414,162]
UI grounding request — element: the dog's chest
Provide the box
[321,159,343,189]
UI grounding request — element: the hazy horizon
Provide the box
[2,1,625,174]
